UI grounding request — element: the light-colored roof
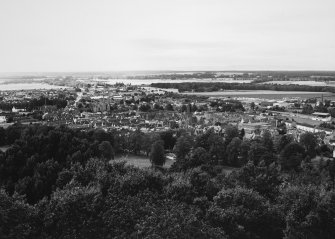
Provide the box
[312,112,330,116]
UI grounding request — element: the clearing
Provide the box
[112,154,174,169]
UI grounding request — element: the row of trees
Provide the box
[172,126,323,171]
[151,82,335,93]
[0,96,72,111]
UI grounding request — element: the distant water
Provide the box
[0,83,68,91]
[96,78,252,85]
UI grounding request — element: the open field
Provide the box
[0,145,10,152]
[182,90,335,100]
[261,80,331,86]
[221,166,239,174]
[112,154,174,169]
[112,154,239,174]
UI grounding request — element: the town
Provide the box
[3,79,335,238]
[1,81,335,159]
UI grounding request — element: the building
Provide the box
[311,112,332,122]
[0,116,6,123]
[12,106,25,113]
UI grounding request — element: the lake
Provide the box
[0,83,69,91]
[95,78,253,85]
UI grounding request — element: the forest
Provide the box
[151,82,335,93]
[0,123,335,238]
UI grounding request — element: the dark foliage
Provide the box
[0,124,334,238]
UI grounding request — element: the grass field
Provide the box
[112,154,174,169]
[0,145,10,152]
[111,154,239,175]
[221,166,238,174]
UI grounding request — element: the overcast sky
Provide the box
[0,0,334,72]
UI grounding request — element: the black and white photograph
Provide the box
[1,0,335,238]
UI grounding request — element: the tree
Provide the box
[174,135,193,161]
[239,140,251,166]
[99,141,114,160]
[159,130,176,150]
[0,127,6,146]
[299,132,317,158]
[276,121,287,134]
[328,108,335,118]
[208,135,226,165]
[240,128,245,139]
[135,201,226,239]
[186,147,210,169]
[129,130,144,155]
[248,142,271,165]
[181,104,187,112]
[224,125,239,145]
[275,134,294,153]
[315,102,328,113]
[150,141,165,168]
[226,137,242,166]
[92,129,110,142]
[0,190,38,239]
[208,187,283,239]
[165,103,174,111]
[262,130,273,151]
[139,104,151,112]
[233,162,282,199]
[142,133,161,156]
[280,185,335,239]
[302,104,314,114]
[39,184,105,239]
[279,142,305,171]
[328,160,335,189]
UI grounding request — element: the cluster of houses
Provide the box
[2,83,335,158]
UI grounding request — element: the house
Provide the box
[311,112,332,122]
[0,116,6,123]
[12,106,25,113]
[296,122,333,135]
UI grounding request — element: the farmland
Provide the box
[182,90,335,100]
[260,80,333,86]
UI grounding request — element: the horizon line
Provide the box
[1,69,335,75]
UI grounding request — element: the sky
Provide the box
[0,0,334,72]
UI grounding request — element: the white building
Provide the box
[12,106,25,113]
[311,112,331,122]
[0,116,6,123]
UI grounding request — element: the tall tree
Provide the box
[299,132,317,158]
[226,137,242,166]
[279,142,305,171]
[224,125,239,145]
[174,135,193,161]
[99,141,114,160]
[0,127,6,146]
[150,141,165,168]
[275,134,294,153]
[262,130,274,151]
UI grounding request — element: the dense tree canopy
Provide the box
[0,124,334,238]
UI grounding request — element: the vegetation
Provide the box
[0,123,334,238]
[0,95,73,111]
[151,82,335,93]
